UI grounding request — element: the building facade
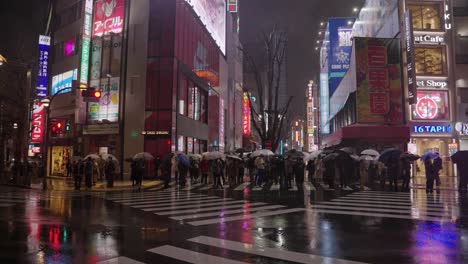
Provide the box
[44,0,241,178]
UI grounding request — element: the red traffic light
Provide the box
[82,88,102,102]
[56,122,62,129]
[94,91,101,98]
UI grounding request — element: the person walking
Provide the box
[178,157,189,188]
[359,158,370,191]
[200,158,209,185]
[130,160,137,186]
[105,157,116,188]
[84,157,94,189]
[237,159,245,184]
[294,158,305,186]
[154,156,161,179]
[189,157,200,184]
[433,154,442,188]
[306,159,315,184]
[72,161,81,190]
[255,155,266,187]
[66,158,72,178]
[424,158,435,193]
[401,157,411,191]
[135,159,145,189]
[211,158,223,189]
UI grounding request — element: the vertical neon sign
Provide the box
[80,0,93,84]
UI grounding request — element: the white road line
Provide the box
[337,196,459,205]
[306,208,448,222]
[269,184,280,191]
[170,205,286,220]
[234,183,249,191]
[188,236,367,264]
[290,183,298,191]
[97,256,145,264]
[147,245,248,264]
[252,186,263,191]
[110,194,207,202]
[122,196,223,206]
[106,192,204,198]
[188,208,306,226]
[349,193,459,203]
[331,198,447,207]
[198,185,213,191]
[132,198,227,208]
[310,204,453,217]
[319,201,454,212]
[156,202,267,216]
[183,183,203,191]
[143,200,247,212]
[0,204,15,207]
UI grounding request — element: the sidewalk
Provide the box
[29,176,163,192]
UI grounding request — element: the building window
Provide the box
[408,4,442,31]
[178,74,208,123]
[415,46,445,75]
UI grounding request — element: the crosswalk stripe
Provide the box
[310,204,454,218]
[147,245,248,264]
[346,194,460,204]
[331,198,446,207]
[234,183,249,191]
[183,183,203,191]
[97,256,145,264]
[188,208,306,226]
[306,208,448,222]
[133,198,227,208]
[336,196,459,206]
[170,205,286,221]
[121,196,222,206]
[156,202,267,216]
[351,192,459,199]
[197,185,213,191]
[188,236,366,264]
[269,184,280,191]
[110,194,207,202]
[0,204,15,207]
[349,193,460,203]
[143,200,247,212]
[320,201,455,212]
[106,191,202,198]
[290,183,298,191]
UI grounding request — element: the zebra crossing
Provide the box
[308,190,461,222]
[103,189,306,226]
[98,235,366,264]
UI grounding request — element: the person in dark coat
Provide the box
[84,157,94,189]
[154,156,161,178]
[178,158,188,188]
[385,155,400,192]
[200,159,210,185]
[237,159,245,184]
[433,154,442,187]
[130,160,137,186]
[294,159,305,185]
[307,160,315,184]
[72,161,81,190]
[323,158,335,189]
[400,157,411,191]
[424,158,435,193]
[105,157,116,188]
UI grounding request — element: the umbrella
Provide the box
[84,154,100,160]
[361,149,379,157]
[177,153,190,167]
[202,151,225,160]
[322,152,340,162]
[188,154,202,160]
[420,152,439,161]
[101,154,118,161]
[451,150,468,163]
[401,152,420,161]
[378,148,402,162]
[360,155,377,161]
[286,149,305,159]
[250,149,274,158]
[235,148,246,153]
[306,150,322,160]
[350,154,360,161]
[340,147,355,154]
[226,155,242,160]
[133,152,154,161]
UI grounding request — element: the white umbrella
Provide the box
[202,151,225,160]
[84,154,100,160]
[361,149,379,157]
[307,150,322,160]
[133,152,154,161]
[350,154,360,161]
[340,147,355,154]
[359,155,376,161]
[101,154,118,161]
[226,154,242,160]
[250,149,274,158]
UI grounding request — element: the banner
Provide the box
[242,92,251,135]
[355,37,403,124]
[36,35,50,98]
[88,77,120,122]
[80,0,94,85]
[31,103,45,144]
[404,11,416,104]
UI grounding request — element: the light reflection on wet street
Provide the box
[0,184,467,263]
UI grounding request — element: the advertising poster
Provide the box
[80,0,94,85]
[355,37,403,124]
[51,69,78,95]
[93,0,125,37]
[88,77,120,122]
[184,0,226,54]
[328,18,354,97]
[36,35,50,98]
[31,103,45,144]
[51,146,73,176]
[412,90,449,120]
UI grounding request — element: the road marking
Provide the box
[143,200,246,212]
[132,198,227,208]
[183,183,203,191]
[110,194,207,202]
[197,185,213,191]
[306,208,448,222]
[170,205,286,220]
[320,201,455,211]
[147,245,248,264]
[234,183,249,191]
[188,236,367,264]
[121,196,223,206]
[269,184,280,191]
[310,204,454,218]
[0,203,15,207]
[331,198,446,207]
[97,256,145,264]
[156,202,267,216]
[188,208,305,226]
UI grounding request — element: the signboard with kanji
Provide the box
[242,92,251,135]
[36,35,50,98]
[355,37,403,124]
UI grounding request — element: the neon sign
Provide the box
[93,0,125,37]
[242,92,251,135]
[412,124,452,134]
[31,103,45,144]
[444,0,452,30]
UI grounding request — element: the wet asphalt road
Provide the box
[0,180,467,264]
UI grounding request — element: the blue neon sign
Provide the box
[412,124,452,134]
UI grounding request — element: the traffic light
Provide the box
[65,121,71,132]
[81,88,102,102]
[51,121,63,136]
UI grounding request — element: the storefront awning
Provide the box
[322,124,411,147]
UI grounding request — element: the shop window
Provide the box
[177,135,185,152]
[408,4,442,31]
[179,75,188,115]
[187,137,194,153]
[415,47,445,75]
[188,85,194,118]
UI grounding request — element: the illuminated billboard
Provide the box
[51,69,78,95]
[93,0,125,37]
[184,0,226,55]
[36,35,50,98]
[412,90,449,121]
[242,92,251,135]
[88,77,120,122]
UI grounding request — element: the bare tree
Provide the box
[241,28,292,152]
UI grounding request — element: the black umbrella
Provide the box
[451,151,468,163]
[378,148,402,163]
[322,152,340,162]
[400,152,420,161]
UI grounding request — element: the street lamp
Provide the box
[0,54,7,66]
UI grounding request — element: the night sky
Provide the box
[239,0,364,115]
